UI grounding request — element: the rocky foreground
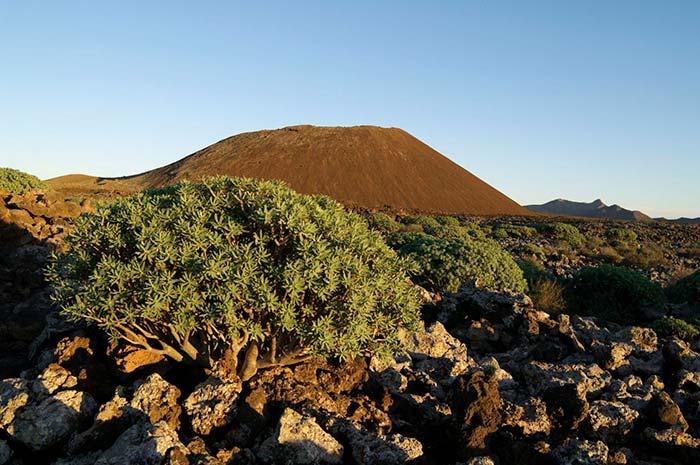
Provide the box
[1,192,700,464]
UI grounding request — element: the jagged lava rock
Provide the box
[184,375,242,436]
[130,373,182,430]
[257,408,343,464]
[8,390,97,451]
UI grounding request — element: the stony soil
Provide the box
[484,217,700,285]
[2,194,700,465]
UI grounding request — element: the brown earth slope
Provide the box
[47,125,530,215]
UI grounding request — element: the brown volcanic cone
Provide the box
[48,125,528,215]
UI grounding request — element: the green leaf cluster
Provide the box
[668,270,700,305]
[538,222,585,248]
[398,236,527,294]
[492,224,537,239]
[47,176,421,371]
[652,316,699,341]
[570,264,665,323]
[365,212,402,235]
[0,167,50,194]
[606,228,638,243]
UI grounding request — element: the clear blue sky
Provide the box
[1,1,698,218]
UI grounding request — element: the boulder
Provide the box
[451,370,503,455]
[552,438,609,465]
[330,419,422,465]
[543,383,589,430]
[641,428,700,465]
[184,375,242,436]
[0,378,29,429]
[93,421,190,465]
[0,441,12,465]
[615,327,657,355]
[33,363,78,395]
[258,408,343,464]
[502,396,551,436]
[109,344,167,374]
[66,387,132,454]
[586,400,638,440]
[130,373,181,430]
[465,457,497,465]
[677,370,700,391]
[602,375,664,411]
[400,321,471,381]
[522,361,610,399]
[648,391,688,432]
[7,390,97,451]
[594,342,633,372]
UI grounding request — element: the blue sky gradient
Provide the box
[1,1,698,217]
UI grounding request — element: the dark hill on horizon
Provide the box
[526,198,652,221]
[47,125,530,216]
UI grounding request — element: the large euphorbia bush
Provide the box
[0,167,50,194]
[47,176,420,379]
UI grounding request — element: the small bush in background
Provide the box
[0,167,50,194]
[386,230,431,250]
[652,316,699,341]
[618,242,669,270]
[493,224,537,239]
[366,212,402,235]
[399,236,527,294]
[668,270,700,305]
[402,216,443,236]
[570,264,665,323]
[597,246,624,264]
[517,258,566,313]
[436,215,462,228]
[539,222,586,248]
[529,277,566,314]
[521,243,545,256]
[606,228,638,243]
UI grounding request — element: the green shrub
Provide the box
[521,243,545,256]
[401,215,473,240]
[402,216,442,235]
[366,212,401,235]
[455,219,486,238]
[0,167,50,194]
[570,265,665,323]
[529,277,566,314]
[539,222,585,248]
[517,257,546,282]
[618,242,669,270]
[597,246,623,264]
[586,236,605,249]
[517,258,565,312]
[386,230,431,250]
[47,177,421,378]
[606,228,638,243]
[668,270,700,305]
[399,236,526,294]
[436,216,461,228]
[652,317,699,341]
[493,224,536,239]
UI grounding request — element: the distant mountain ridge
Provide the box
[656,217,700,224]
[525,198,652,221]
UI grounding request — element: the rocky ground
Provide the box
[483,218,700,285]
[2,194,700,464]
